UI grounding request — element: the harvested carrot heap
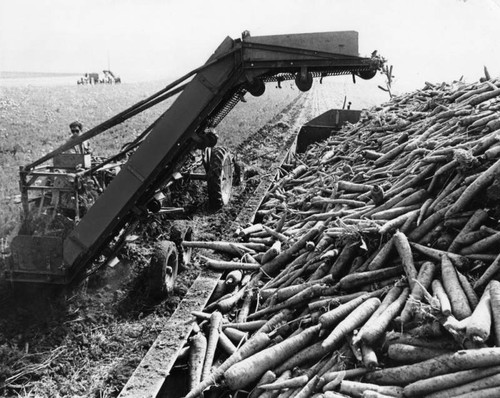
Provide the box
[183,76,500,397]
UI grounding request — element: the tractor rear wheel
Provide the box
[149,240,179,299]
[207,147,233,208]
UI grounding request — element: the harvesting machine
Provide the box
[6,30,381,289]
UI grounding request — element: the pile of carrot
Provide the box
[180,76,500,397]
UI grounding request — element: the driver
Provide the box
[66,121,91,154]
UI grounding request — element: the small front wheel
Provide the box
[149,240,179,299]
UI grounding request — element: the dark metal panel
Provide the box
[296,109,362,153]
[244,31,359,61]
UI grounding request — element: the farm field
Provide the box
[0,76,386,238]
[0,75,387,397]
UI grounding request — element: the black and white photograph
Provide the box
[1,1,500,397]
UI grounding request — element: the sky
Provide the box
[1,0,500,92]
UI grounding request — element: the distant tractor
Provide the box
[77,71,121,85]
[102,70,121,84]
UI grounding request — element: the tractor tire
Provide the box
[149,240,179,299]
[207,147,233,208]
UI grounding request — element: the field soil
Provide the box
[0,76,386,397]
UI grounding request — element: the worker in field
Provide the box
[67,121,91,154]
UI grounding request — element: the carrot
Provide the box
[416,198,434,226]
[275,278,331,302]
[322,298,381,350]
[361,188,415,219]
[370,184,385,205]
[334,265,404,291]
[454,229,491,248]
[365,347,500,386]
[399,261,436,323]
[434,279,452,317]
[403,364,500,397]
[264,252,309,289]
[225,270,243,288]
[257,370,293,398]
[460,231,500,255]
[363,149,384,160]
[457,271,479,309]
[272,341,329,375]
[261,225,322,275]
[383,331,459,352]
[217,286,247,313]
[354,288,409,346]
[188,327,207,391]
[463,285,492,343]
[185,332,271,398]
[262,224,289,243]
[425,372,500,398]
[410,242,470,271]
[393,230,417,290]
[248,370,276,398]
[221,320,266,331]
[236,288,254,323]
[448,209,489,253]
[218,329,237,355]
[294,375,320,398]
[362,238,394,271]
[338,180,373,193]
[467,87,500,106]
[371,204,421,221]
[473,252,500,291]
[261,240,282,264]
[329,238,359,279]
[201,256,261,271]
[408,205,449,242]
[391,188,428,208]
[255,309,294,335]
[319,292,378,329]
[360,342,379,370]
[321,368,369,389]
[386,343,453,364]
[362,391,400,398]
[201,311,223,381]
[236,223,263,238]
[308,291,368,312]
[489,280,500,346]
[259,374,309,390]
[223,327,247,345]
[182,240,253,256]
[446,157,500,218]
[453,385,500,398]
[247,283,325,320]
[223,324,321,390]
[339,380,404,398]
[441,254,472,320]
[399,208,419,235]
[371,282,405,314]
[378,209,420,235]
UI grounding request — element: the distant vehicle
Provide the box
[77,70,121,85]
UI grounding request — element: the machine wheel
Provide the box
[149,240,179,299]
[207,147,233,208]
[295,72,313,92]
[247,79,266,97]
[356,69,378,80]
